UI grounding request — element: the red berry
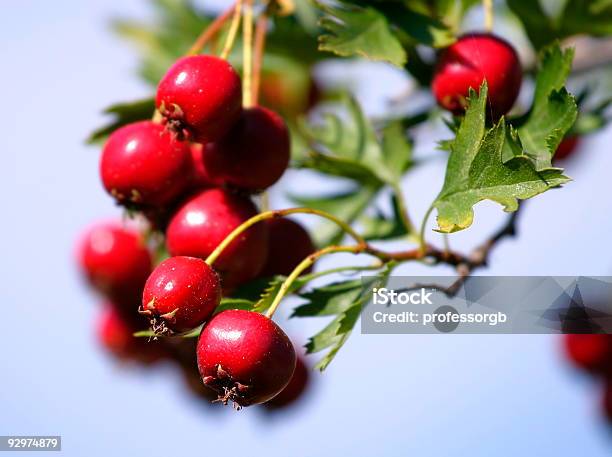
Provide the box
[260,218,315,277]
[97,306,166,364]
[78,222,152,307]
[202,106,290,192]
[564,334,612,373]
[141,256,221,334]
[555,136,580,161]
[188,143,214,190]
[264,355,310,410]
[196,310,296,407]
[166,188,269,288]
[100,121,191,207]
[156,55,242,143]
[432,33,522,118]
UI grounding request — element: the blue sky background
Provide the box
[2,1,612,455]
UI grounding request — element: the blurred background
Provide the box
[2,0,612,455]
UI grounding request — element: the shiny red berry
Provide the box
[166,188,269,289]
[264,355,310,410]
[260,218,315,277]
[141,256,221,334]
[432,33,522,118]
[564,334,612,373]
[555,136,580,161]
[196,310,296,408]
[97,306,167,364]
[202,106,290,192]
[156,55,242,143]
[100,121,191,207]
[78,222,152,307]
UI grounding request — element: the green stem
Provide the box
[419,206,434,255]
[186,4,235,56]
[220,0,243,60]
[483,0,493,32]
[205,208,366,267]
[299,262,384,283]
[265,245,364,318]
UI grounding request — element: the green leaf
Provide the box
[560,0,612,37]
[290,186,380,246]
[293,279,365,317]
[432,84,570,233]
[516,45,577,170]
[299,94,412,186]
[316,1,407,67]
[87,97,154,144]
[300,268,393,371]
[360,194,408,241]
[508,0,612,50]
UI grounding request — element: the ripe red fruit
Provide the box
[555,136,580,161]
[97,306,166,364]
[260,218,315,277]
[202,106,290,192]
[197,310,296,408]
[166,188,269,288]
[156,55,242,143]
[264,355,310,410]
[564,334,612,373]
[188,143,213,190]
[141,256,221,334]
[100,121,191,207]
[78,222,152,306]
[432,33,522,118]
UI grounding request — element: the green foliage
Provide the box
[514,44,577,170]
[360,195,408,241]
[508,0,612,50]
[292,94,414,245]
[432,84,570,233]
[316,1,407,66]
[295,266,393,371]
[87,97,154,144]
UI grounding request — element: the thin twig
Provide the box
[252,11,269,106]
[242,0,255,107]
[220,0,243,60]
[187,4,236,56]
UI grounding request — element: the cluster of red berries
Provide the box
[79,54,316,408]
[564,334,612,421]
[432,33,581,159]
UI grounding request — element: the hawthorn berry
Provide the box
[165,188,269,289]
[260,217,315,277]
[141,256,221,334]
[432,33,522,118]
[264,355,310,410]
[188,143,213,190]
[100,121,191,207]
[78,222,152,307]
[97,306,167,364]
[156,55,242,142]
[197,310,296,407]
[564,334,612,373]
[202,106,290,192]
[555,136,580,161]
